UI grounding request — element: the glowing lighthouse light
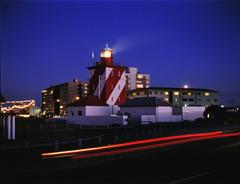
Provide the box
[100,44,113,65]
[101,44,112,58]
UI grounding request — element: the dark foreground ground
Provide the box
[1,124,240,184]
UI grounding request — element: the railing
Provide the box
[0,123,192,152]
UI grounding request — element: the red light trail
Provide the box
[41,131,222,159]
[72,131,240,160]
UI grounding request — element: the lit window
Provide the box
[60,105,63,109]
[75,96,80,100]
[56,99,60,102]
[165,98,169,102]
[164,91,169,95]
[136,84,144,88]
[205,92,210,96]
[137,74,144,79]
[174,91,179,96]
[187,92,192,96]
[132,92,136,96]
[175,98,178,102]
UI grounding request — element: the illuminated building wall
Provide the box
[125,67,150,90]
[87,45,127,105]
[41,79,82,117]
[127,87,219,107]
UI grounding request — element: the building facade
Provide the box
[127,87,219,107]
[41,79,81,117]
[125,67,150,90]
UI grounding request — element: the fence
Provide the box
[0,123,192,152]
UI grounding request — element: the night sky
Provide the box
[1,1,240,106]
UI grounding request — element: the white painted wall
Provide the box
[156,107,172,122]
[66,115,128,126]
[182,107,205,121]
[85,106,112,116]
[120,106,156,122]
[67,106,112,117]
[141,115,156,124]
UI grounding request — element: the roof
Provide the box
[103,44,112,51]
[130,87,218,93]
[119,97,170,107]
[68,96,109,107]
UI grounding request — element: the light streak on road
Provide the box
[72,131,240,160]
[41,131,222,159]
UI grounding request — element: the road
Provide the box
[1,130,240,184]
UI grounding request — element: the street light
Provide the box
[183,84,189,89]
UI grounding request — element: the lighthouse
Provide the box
[87,44,127,105]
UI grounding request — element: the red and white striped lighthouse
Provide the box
[88,44,126,105]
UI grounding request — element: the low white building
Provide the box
[120,97,206,124]
[120,97,172,123]
[66,96,127,126]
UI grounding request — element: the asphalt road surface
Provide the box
[2,130,240,184]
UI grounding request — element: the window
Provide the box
[164,91,169,95]
[118,85,120,90]
[182,92,187,95]
[174,91,179,96]
[182,98,187,102]
[155,91,158,95]
[205,92,210,96]
[214,99,218,102]
[118,71,121,77]
[137,92,140,95]
[71,111,74,116]
[187,92,192,96]
[149,91,152,95]
[78,111,82,116]
[189,98,194,102]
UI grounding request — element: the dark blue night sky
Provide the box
[1,1,240,106]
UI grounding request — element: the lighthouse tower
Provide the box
[88,44,126,105]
